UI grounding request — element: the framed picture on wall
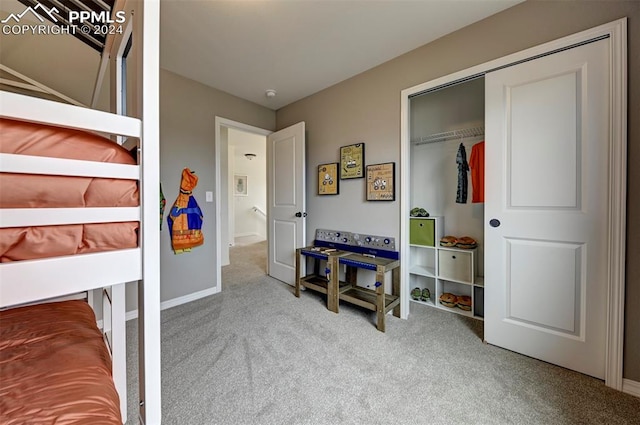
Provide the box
[340,142,365,179]
[234,175,248,196]
[366,162,395,201]
[318,163,339,195]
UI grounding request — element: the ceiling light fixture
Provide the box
[245,153,257,160]
[265,89,277,98]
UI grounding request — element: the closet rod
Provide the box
[412,126,484,145]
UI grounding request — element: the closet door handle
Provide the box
[295,212,307,218]
[490,219,501,228]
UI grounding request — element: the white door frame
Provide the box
[400,19,627,389]
[214,117,272,292]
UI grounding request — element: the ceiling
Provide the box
[160,0,522,110]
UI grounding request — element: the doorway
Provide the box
[215,118,307,289]
[215,117,271,287]
[228,127,267,252]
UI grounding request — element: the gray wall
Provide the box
[276,0,640,381]
[125,69,275,312]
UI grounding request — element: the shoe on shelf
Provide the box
[411,287,422,300]
[410,207,429,217]
[421,288,431,302]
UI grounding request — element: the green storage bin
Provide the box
[410,218,435,246]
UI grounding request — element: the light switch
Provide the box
[205,191,213,202]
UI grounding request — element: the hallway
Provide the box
[222,239,267,289]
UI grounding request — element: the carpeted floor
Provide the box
[125,241,640,424]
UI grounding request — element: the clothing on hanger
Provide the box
[160,183,166,230]
[456,143,469,204]
[469,141,485,203]
[167,168,204,254]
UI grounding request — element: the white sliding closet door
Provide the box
[484,39,610,379]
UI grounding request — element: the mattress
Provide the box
[0,118,139,262]
[0,300,122,424]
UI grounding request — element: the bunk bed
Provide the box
[0,1,161,424]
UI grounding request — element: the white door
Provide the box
[485,39,609,379]
[267,122,306,284]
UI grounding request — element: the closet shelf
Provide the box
[412,126,484,145]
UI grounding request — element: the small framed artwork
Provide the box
[340,142,365,179]
[366,162,395,201]
[318,163,339,195]
[234,175,248,196]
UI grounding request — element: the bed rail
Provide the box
[0,153,139,179]
[0,90,141,138]
[0,207,139,228]
[0,249,141,309]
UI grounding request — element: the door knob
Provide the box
[295,212,307,218]
[489,219,501,228]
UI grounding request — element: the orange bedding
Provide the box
[0,300,122,424]
[0,118,139,262]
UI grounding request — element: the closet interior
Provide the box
[408,77,486,320]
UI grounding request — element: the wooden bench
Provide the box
[295,244,400,332]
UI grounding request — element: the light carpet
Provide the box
[125,241,640,424]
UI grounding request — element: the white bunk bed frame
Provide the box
[0,1,161,424]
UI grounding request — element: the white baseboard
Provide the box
[234,232,258,238]
[161,286,218,310]
[623,378,640,398]
[124,286,219,321]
